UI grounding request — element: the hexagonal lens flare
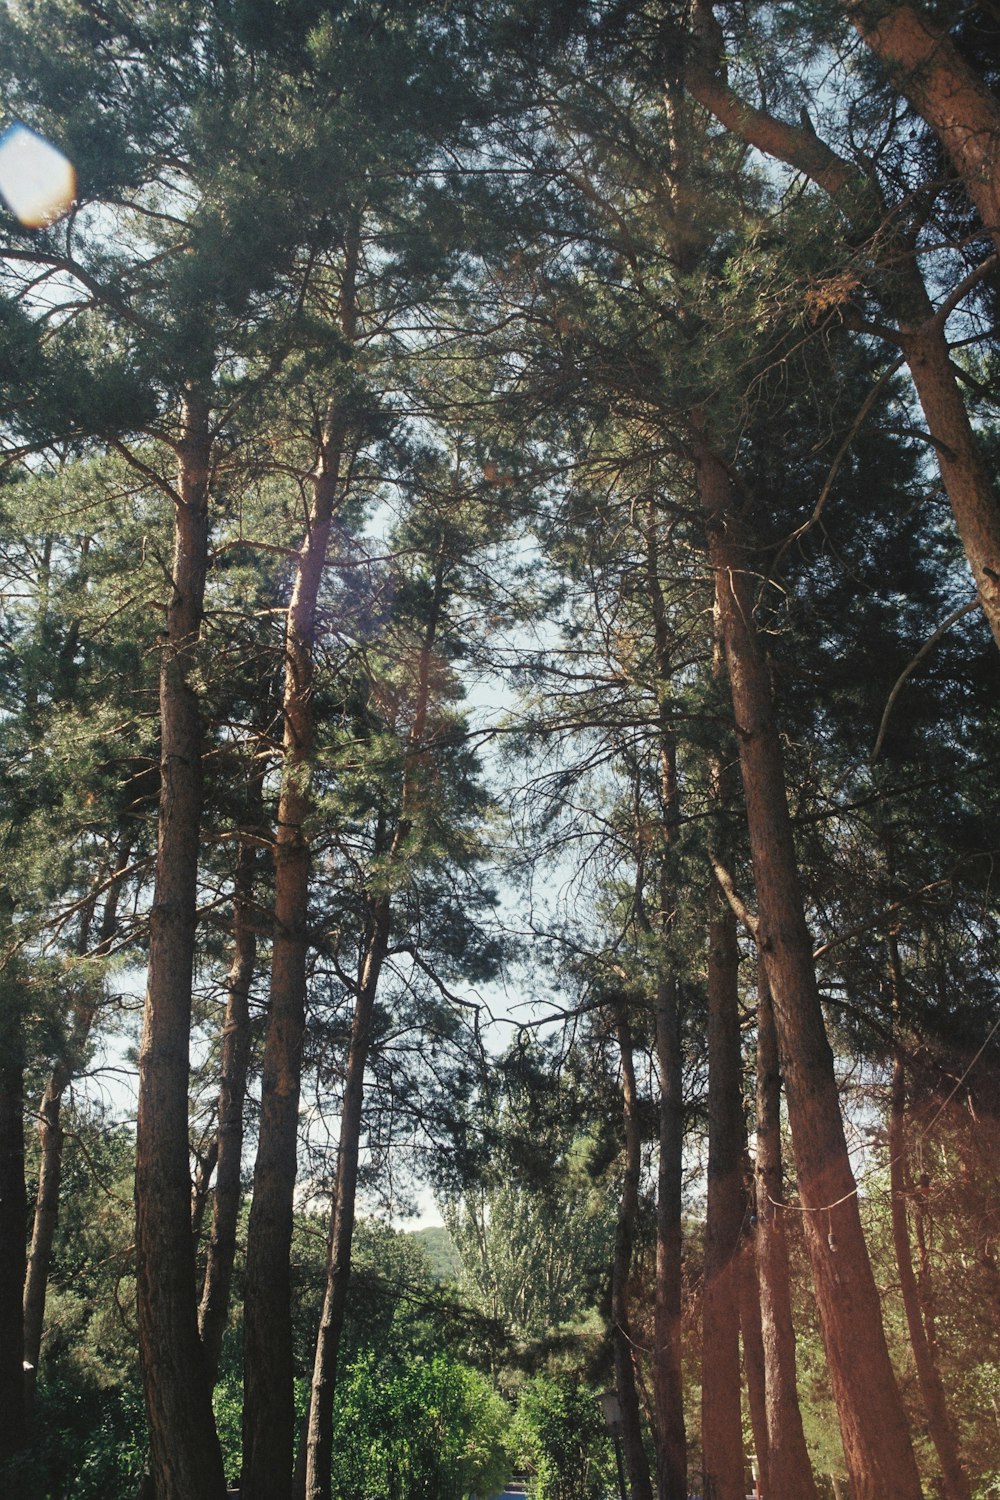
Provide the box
[0,122,76,228]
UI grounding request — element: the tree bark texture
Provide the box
[241,471,335,1499]
[889,1052,971,1500]
[613,1011,656,1500]
[753,975,820,1500]
[845,1,1000,258]
[701,892,746,1500]
[199,784,262,1382]
[242,237,359,1500]
[695,433,923,1500]
[685,6,1000,653]
[134,387,227,1500]
[23,839,132,1419]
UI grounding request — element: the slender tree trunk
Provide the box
[303,895,389,1500]
[613,1010,656,1500]
[701,892,745,1500]
[642,503,688,1500]
[304,563,445,1500]
[844,0,1000,258]
[695,432,923,1500]
[23,837,133,1421]
[891,259,1000,652]
[652,967,686,1500]
[23,1065,65,1403]
[199,778,262,1383]
[242,236,358,1500]
[241,472,333,1498]
[738,1237,770,1495]
[889,1053,971,1500]
[134,386,227,1500]
[753,974,820,1500]
[684,9,1000,652]
[0,973,27,1460]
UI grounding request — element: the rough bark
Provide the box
[613,1010,656,1500]
[695,432,923,1500]
[845,1,1000,258]
[701,892,745,1500]
[242,236,358,1500]
[753,975,820,1500]
[23,840,133,1419]
[134,386,227,1500]
[198,780,262,1383]
[0,981,27,1460]
[685,3,1000,653]
[890,1053,971,1500]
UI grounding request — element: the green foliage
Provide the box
[508,1374,613,1500]
[444,1056,616,1349]
[328,1351,510,1500]
[0,1374,147,1500]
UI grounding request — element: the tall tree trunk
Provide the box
[738,1236,770,1495]
[199,775,263,1383]
[612,1009,656,1500]
[23,838,133,1420]
[641,509,688,1500]
[134,386,227,1500]
[701,891,745,1500]
[695,432,923,1500]
[0,970,27,1461]
[753,974,820,1500]
[242,236,359,1500]
[889,1052,971,1500]
[685,5,1000,652]
[652,965,686,1500]
[845,0,1000,259]
[303,894,389,1500]
[304,562,444,1500]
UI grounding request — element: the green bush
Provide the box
[509,1374,612,1500]
[329,1350,510,1500]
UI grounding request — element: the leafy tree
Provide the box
[327,1351,509,1500]
[509,1375,613,1500]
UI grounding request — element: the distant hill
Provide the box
[409,1224,463,1283]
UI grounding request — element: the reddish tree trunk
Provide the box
[845,1,1000,258]
[685,8,1000,652]
[701,892,746,1500]
[754,975,820,1500]
[738,1238,770,1495]
[242,238,358,1500]
[134,386,227,1500]
[695,433,923,1500]
[890,1053,971,1500]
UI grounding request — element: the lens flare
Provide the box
[0,122,76,228]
